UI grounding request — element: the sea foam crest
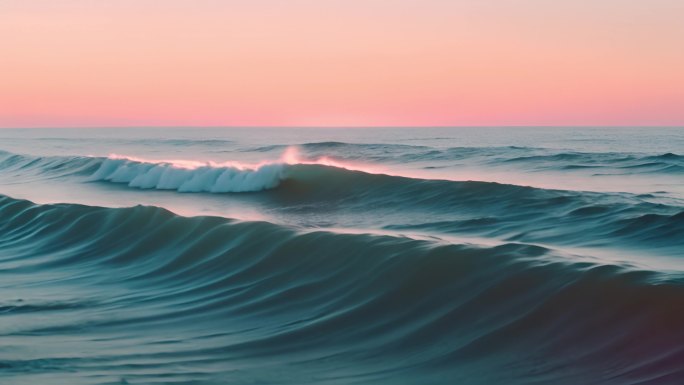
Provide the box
[89,147,384,193]
[89,155,286,193]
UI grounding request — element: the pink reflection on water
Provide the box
[281,146,388,175]
[109,146,389,175]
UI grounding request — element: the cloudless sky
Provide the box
[1,0,683,127]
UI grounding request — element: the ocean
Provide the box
[0,127,683,384]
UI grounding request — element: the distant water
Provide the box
[1,127,683,384]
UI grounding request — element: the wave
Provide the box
[83,147,389,193]
[502,152,684,174]
[272,164,684,251]
[87,155,287,193]
[3,147,683,198]
[0,150,100,179]
[1,195,683,384]
[2,149,684,253]
[244,143,684,174]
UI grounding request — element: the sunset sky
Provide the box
[1,0,683,127]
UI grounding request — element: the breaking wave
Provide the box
[88,155,287,193]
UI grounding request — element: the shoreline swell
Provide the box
[1,194,683,384]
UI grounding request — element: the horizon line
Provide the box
[2,125,683,130]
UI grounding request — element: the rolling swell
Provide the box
[248,143,684,173]
[88,156,684,250]
[0,150,100,180]
[277,165,684,251]
[3,150,684,252]
[1,195,684,384]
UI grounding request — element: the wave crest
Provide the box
[88,155,286,193]
[87,148,385,193]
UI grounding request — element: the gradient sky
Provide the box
[1,0,683,127]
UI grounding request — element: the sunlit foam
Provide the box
[109,146,387,175]
[280,146,387,175]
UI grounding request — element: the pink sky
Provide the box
[1,0,683,127]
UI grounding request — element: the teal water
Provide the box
[1,127,683,384]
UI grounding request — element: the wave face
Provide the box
[1,195,683,385]
[1,127,684,385]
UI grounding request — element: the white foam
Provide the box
[88,147,385,193]
[89,156,286,193]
